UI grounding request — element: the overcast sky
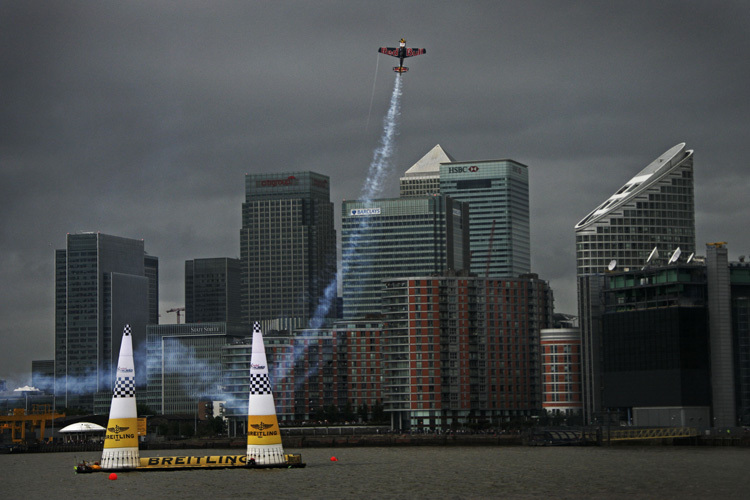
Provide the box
[2,1,749,383]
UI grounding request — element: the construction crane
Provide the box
[486,219,496,278]
[166,307,185,324]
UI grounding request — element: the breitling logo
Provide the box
[108,425,130,434]
[247,421,278,438]
[250,421,274,431]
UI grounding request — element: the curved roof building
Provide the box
[575,143,695,276]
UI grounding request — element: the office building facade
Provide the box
[341,196,470,319]
[400,145,531,278]
[146,322,247,414]
[54,232,157,410]
[441,160,530,278]
[575,143,696,423]
[185,258,241,324]
[240,172,336,332]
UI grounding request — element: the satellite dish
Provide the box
[668,247,682,264]
[686,252,695,264]
[646,246,659,264]
[607,259,617,271]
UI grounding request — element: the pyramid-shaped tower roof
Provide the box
[403,144,455,177]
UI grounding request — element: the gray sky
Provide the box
[2,1,749,383]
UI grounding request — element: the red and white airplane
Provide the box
[377,38,426,73]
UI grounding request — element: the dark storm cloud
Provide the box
[2,1,749,381]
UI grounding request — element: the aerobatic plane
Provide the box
[377,38,426,73]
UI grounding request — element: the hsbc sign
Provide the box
[447,165,479,174]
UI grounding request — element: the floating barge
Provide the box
[137,453,305,470]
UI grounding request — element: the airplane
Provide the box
[377,38,426,73]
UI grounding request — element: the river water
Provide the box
[2,446,749,499]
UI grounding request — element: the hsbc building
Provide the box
[440,159,530,278]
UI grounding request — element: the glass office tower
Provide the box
[440,160,530,278]
[341,196,470,319]
[240,172,336,332]
[185,257,241,324]
[401,145,531,279]
[54,232,157,410]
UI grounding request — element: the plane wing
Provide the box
[378,47,399,57]
[404,48,426,57]
[378,47,427,58]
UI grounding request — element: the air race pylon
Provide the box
[246,322,285,466]
[101,324,139,470]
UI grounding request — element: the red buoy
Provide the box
[330,456,338,462]
[109,472,118,480]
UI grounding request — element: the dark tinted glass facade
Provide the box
[602,266,710,411]
[54,233,154,410]
[341,196,470,319]
[185,258,241,324]
[240,172,336,331]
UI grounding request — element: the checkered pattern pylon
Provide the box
[123,324,131,336]
[249,373,272,395]
[113,376,135,398]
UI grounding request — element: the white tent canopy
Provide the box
[59,422,106,433]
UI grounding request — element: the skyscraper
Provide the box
[400,145,531,278]
[54,232,157,410]
[574,143,696,423]
[185,257,241,324]
[240,172,336,332]
[341,196,470,319]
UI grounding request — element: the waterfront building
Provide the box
[575,143,696,423]
[540,328,582,416]
[185,257,241,324]
[222,328,347,430]
[334,320,384,421]
[240,172,336,332]
[341,196,470,319]
[381,274,553,431]
[146,322,247,414]
[54,232,158,411]
[600,242,749,427]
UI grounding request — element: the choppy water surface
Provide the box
[2,446,749,499]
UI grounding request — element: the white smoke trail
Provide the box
[272,75,404,387]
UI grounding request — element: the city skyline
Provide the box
[3,2,750,380]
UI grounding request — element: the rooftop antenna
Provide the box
[686,252,695,264]
[668,247,682,265]
[607,259,617,272]
[643,246,659,269]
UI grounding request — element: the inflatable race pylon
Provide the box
[101,324,140,470]
[246,322,285,466]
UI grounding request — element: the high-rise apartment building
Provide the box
[240,172,336,332]
[185,258,241,324]
[341,196,470,319]
[400,145,531,278]
[381,274,553,431]
[54,232,158,410]
[575,143,696,423]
